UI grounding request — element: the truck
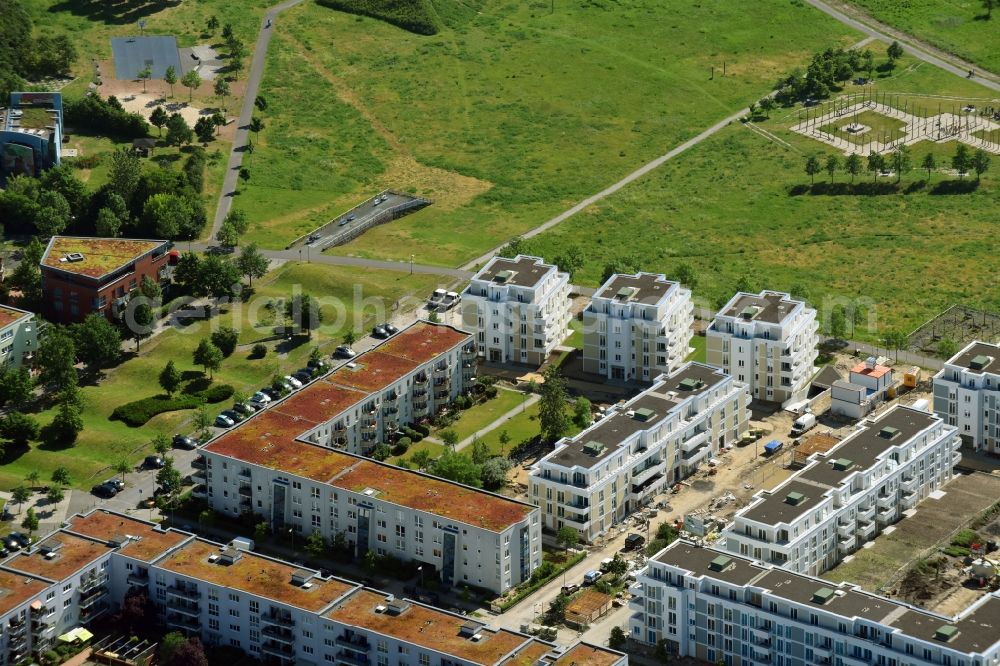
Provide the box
[790,413,817,437]
[763,440,783,456]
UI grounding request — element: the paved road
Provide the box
[804,0,1000,90]
[210,0,307,241]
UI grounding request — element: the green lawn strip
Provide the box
[686,335,706,363]
[845,0,1000,74]
[564,319,583,349]
[388,439,446,466]
[242,0,859,261]
[435,389,524,442]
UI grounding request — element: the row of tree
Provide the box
[804,144,992,185]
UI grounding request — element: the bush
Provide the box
[250,343,267,359]
[411,422,430,437]
[392,436,411,456]
[111,384,234,426]
[211,326,239,357]
[316,0,440,35]
[71,153,102,170]
[183,150,206,193]
[65,94,149,137]
[201,384,234,403]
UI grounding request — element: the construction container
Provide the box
[902,366,921,388]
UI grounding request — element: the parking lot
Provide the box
[288,191,430,251]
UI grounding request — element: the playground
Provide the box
[791,89,1000,156]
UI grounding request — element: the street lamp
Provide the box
[410,254,414,275]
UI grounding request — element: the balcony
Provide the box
[414,375,428,385]
[336,651,372,666]
[837,520,855,538]
[876,494,895,509]
[166,598,201,617]
[127,572,149,586]
[631,472,664,497]
[682,443,710,465]
[80,601,108,622]
[412,386,428,398]
[262,625,295,643]
[632,461,662,485]
[79,575,108,594]
[238,484,252,497]
[900,475,917,492]
[261,613,295,628]
[191,456,206,469]
[433,365,449,377]
[562,512,590,527]
[856,504,876,522]
[813,645,833,659]
[336,636,371,652]
[260,642,295,660]
[876,506,897,525]
[838,535,856,554]
[901,490,918,509]
[191,469,207,483]
[855,520,876,540]
[752,628,770,642]
[166,613,200,631]
[681,430,709,453]
[79,585,108,609]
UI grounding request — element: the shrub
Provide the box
[316,0,440,35]
[71,153,102,170]
[250,343,267,359]
[111,384,234,426]
[393,436,411,456]
[183,150,206,193]
[411,422,430,437]
[211,326,239,358]
[201,384,235,403]
[65,95,149,137]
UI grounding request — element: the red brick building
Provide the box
[40,236,171,324]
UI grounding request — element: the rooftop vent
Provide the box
[65,252,84,262]
[739,305,761,321]
[615,286,636,301]
[785,492,806,506]
[38,542,63,556]
[218,546,242,565]
[832,458,853,472]
[709,555,732,572]
[207,554,220,563]
[459,620,483,638]
[970,355,992,371]
[493,270,513,284]
[385,598,410,615]
[812,587,836,605]
[879,426,900,440]
[582,441,605,457]
[107,533,131,548]
[633,407,656,422]
[291,569,315,587]
[678,378,703,392]
[934,625,959,642]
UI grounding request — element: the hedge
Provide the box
[111,384,234,427]
[496,551,586,612]
[316,0,440,35]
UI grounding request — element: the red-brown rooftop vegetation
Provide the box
[0,570,49,617]
[274,381,366,422]
[328,351,420,393]
[5,532,110,582]
[41,237,165,279]
[326,589,527,665]
[158,540,355,612]
[501,639,553,666]
[552,643,622,666]
[67,511,187,563]
[0,305,30,329]
[376,323,469,362]
[331,460,533,532]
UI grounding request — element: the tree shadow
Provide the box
[275,334,309,355]
[180,369,205,382]
[0,443,29,465]
[904,180,927,194]
[182,376,212,394]
[930,180,980,194]
[47,0,183,27]
[36,426,76,451]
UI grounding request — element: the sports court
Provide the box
[111,36,184,79]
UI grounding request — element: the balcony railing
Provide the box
[191,457,206,469]
[165,598,201,617]
[79,575,108,594]
[261,613,295,628]
[166,613,201,631]
[336,636,371,652]
[260,642,295,659]
[336,651,372,666]
[262,625,295,643]
[166,585,200,601]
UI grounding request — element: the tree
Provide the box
[46,485,64,507]
[207,15,220,33]
[21,507,38,538]
[142,192,193,238]
[199,254,241,300]
[172,637,210,666]
[829,305,847,340]
[498,429,511,456]
[937,337,959,359]
[95,206,122,238]
[952,144,971,180]
[557,525,579,550]
[215,220,240,247]
[193,339,223,378]
[130,301,155,350]
[108,148,141,203]
[115,458,130,483]
[440,429,459,449]
[52,466,72,487]
[1,412,39,447]
[156,459,182,496]
[609,626,627,650]
[890,145,911,183]
[149,105,169,137]
[867,151,885,183]
[214,78,231,108]
[11,486,30,514]
[194,116,215,144]
[539,365,569,443]
[984,0,996,17]
[48,400,83,445]
[211,326,239,357]
[254,521,270,542]
[572,396,592,428]
[37,327,77,389]
[886,41,904,64]
[211,111,225,135]
[236,243,269,286]
[285,293,323,337]
[72,313,122,371]
[159,360,181,396]
[164,65,177,97]
[194,406,213,438]
[158,632,187,665]
[165,113,193,147]
[181,70,202,102]
[0,366,34,409]
[972,149,991,182]
[117,588,155,633]
[825,154,839,182]
[429,450,482,487]
[759,96,776,118]
[480,456,512,491]
[139,274,162,302]
[238,167,251,188]
[921,152,937,181]
[470,437,490,465]
[34,190,71,237]
[254,95,268,112]
[137,66,151,93]
[845,153,863,183]
[305,530,326,558]
[224,208,250,235]
[25,471,40,488]
[343,330,358,347]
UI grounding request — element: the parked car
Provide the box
[373,196,382,206]
[623,533,645,551]
[583,570,602,585]
[600,557,615,572]
[372,326,389,339]
[381,322,399,335]
[215,414,236,428]
[233,402,256,417]
[283,375,302,389]
[261,387,280,400]
[347,214,356,222]
[307,357,330,370]
[144,455,165,469]
[334,346,356,358]
[790,413,817,437]
[0,546,9,558]
[92,483,118,499]
[250,395,270,410]
[105,478,125,492]
[9,533,32,548]
[4,538,21,552]
[292,371,312,385]
[173,434,197,450]
[428,288,446,308]
[251,390,272,404]
[221,409,243,423]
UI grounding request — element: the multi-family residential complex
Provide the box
[39,236,173,324]
[0,509,626,666]
[722,405,960,576]
[706,290,819,405]
[933,340,1000,453]
[0,305,36,368]
[629,538,1000,666]
[529,363,750,542]
[460,255,571,366]
[581,272,694,382]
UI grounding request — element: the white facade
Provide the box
[631,539,1000,666]
[706,290,819,405]
[723,405,960,576]
[581,273,694,382]
[529,363,750,542]
[0,305,36,368]
[933,341,1000,453]
[461,255,571,366]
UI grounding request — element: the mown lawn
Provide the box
[238,0,860,258]
[846,0,1000,73]
[686,335,707,364]
[0,263,442,491]
[434,388,525,443]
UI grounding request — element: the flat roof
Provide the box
[551,643,624,666]
[325,589,529,665]
[799,406,937,489]
[501,640,554,666]
[740,479,829,525]
[754,569,898,624]
[0,570,49,617]
[473,255,556,288]
[3,531,110,582]
[329,351,423,393]
[40,237,167,279]
[157,539,355,613]
[271,380,367,423]
[719,291,800,325]
[947,341,1000,374]
[655,541,767,586]
[594,273,677,305]
[0,304,32,329]
[850,362,892,380]
[66,510,188,563]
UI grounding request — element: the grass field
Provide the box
[434,388,525,443]
[818,109,909,145]
[237,0,860,259]
[527,52,1000,340]
[846,0,1000,74]
[0,263,438,491]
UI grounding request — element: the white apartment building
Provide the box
[582,273,693,382]
[529,363,750,542]
[706,290,819,405]
[254,321,475,457]
[0,510,628,666]
[201,428,541,595]
[461,255,571,366]
[933,341,1000,453]
[630,539,1000,666]
[722,405,961,576]
[0,305,36,368]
